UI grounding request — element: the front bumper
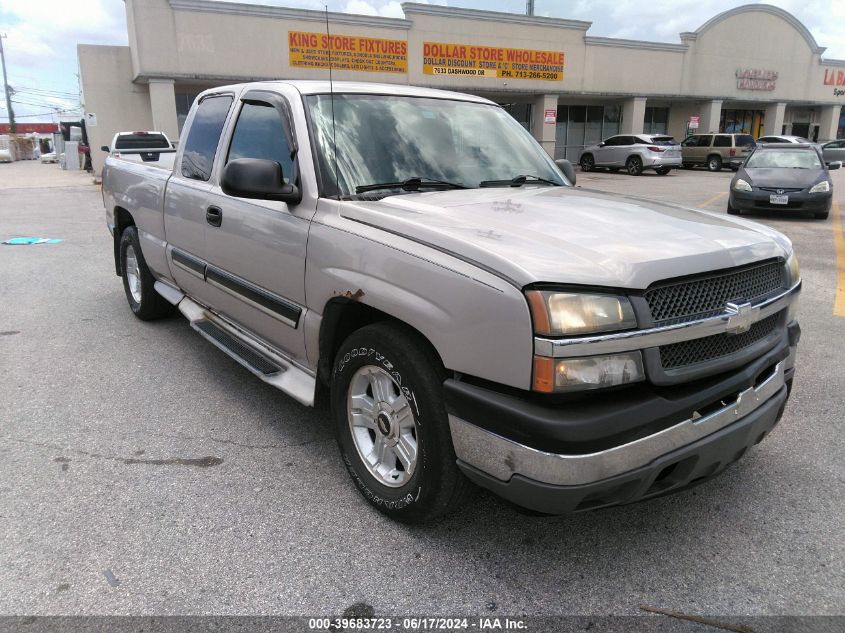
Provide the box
[445,324,799,514]
[731,189,832,213]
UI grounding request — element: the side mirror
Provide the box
[101,146,110,152]
[827,161,842,170]
[555,158,576,185]
[598,142,605,148]
[221,158,301,203]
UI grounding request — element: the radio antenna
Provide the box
[325,5,340,198]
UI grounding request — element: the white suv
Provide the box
[579,134,682,176]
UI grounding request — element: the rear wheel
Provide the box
[707,155,723,172]
[119,226,174,320]
[579,154,595,172]
[330,322,472,523]
[655,166,671,175]
[626,155,643,176]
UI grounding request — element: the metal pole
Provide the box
[0,34,15,133]
[526,0,535,16]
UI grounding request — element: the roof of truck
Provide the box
[202,80,496,104]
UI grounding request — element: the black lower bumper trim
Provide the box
[458,384,788,515]
[444,339,790,455]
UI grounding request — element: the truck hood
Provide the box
[340,186,792,289]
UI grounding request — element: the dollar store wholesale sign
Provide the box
[288,32,407,73]
[423,42,564,81]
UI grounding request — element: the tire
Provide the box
[626,155,643,176]
[579,154,595,172]
[330,322,472,523]
[655,166,671,175]
[119,226,174,320]
[726,200,741,215]
[707,155,723,172]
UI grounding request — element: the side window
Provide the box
[713,135,731,147]
[181,95,233,181]
[603,136,620,146]
[227,102,294,184]
[697,135,713,147]
[618,136,634,146]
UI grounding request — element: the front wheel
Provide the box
[119,226,174,320]
[655,166,671,175]
[580,154,595,172]
[330,323,472,523]
[626,155,643,176]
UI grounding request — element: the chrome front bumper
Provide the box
[450,361,786,487]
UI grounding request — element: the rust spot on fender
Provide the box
[337,289,365,301]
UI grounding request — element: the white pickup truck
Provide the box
[102,81,801,522]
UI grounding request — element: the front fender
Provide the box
[304,217,534,390]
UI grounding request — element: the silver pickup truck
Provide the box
[102,81,801,522]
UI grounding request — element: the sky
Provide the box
[1,0,845,123]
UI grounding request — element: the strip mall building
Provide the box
[79,0,845,175]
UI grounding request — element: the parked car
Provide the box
[728,143,840,219]
[681,133,756,171]
[579,134,681,175]
[757,135,814,144]
[101,131,175,165]
[102,81,801,522]
[820,139,845,163]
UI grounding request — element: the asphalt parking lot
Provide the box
[0,160,843,624]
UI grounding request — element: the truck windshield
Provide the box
[305,94,566,198]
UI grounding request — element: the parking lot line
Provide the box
[833,200,845,317]
[697,191,727,208]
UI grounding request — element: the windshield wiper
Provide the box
[355,177,467,194]
[479,174,562,188]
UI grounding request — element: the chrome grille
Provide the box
[645,261,785,325]
[660,312,780,370]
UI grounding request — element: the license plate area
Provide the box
[769,194,789,205]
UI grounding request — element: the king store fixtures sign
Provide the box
[736,68,777,91]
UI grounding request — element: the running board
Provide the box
[177,296,316,407]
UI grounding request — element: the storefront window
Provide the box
[499,103,533,131]
[555,104,623,159]
[838,106,845,139]
[720,109,765,138]
[643,107,668,134]
[175,92,202,134]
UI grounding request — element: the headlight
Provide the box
[533,352,645,393]
[525,291,636,336]
[733,179,752,192]
[809,180,830,193]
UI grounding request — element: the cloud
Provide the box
[343,0,406,18]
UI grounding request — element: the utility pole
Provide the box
[0,34,16,133]
[526,0,535,16]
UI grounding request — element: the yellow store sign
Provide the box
[288,31,408,74]
[422,42,564,81]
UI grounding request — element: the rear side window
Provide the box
[114,133,169,150]
[181,95,233,181]
[713,135,731,147]
[227,102,293,183]
[736,135,756,148]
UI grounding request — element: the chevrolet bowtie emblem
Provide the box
[725,301,759,335]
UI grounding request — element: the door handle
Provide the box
[206,206,222,227]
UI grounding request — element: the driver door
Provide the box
[199,90,313,363]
